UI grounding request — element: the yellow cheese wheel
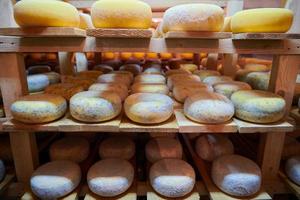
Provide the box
[45,83,84,101]
[146,53,159,59]
[244,63,270,72]
[160,53,173,60]
[231,8,293,33]
[98,74,132,88]
[120,52,132,60]
[91,0,152,29]
[14,0,80,27]
[102,52,115,60]
[132,52,145,60]
[180,53,194,60]
[221,16,231,32]
[131,83,169,95]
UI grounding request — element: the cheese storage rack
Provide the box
[1,0,300,199]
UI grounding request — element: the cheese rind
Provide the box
[27,74,50,93]
[173,84,213,103]
[134,74,166,84]
[203,75,233,86]
[99,137,135,160]
[45,83,84,101]
[213,81,252,98]
[131,83,169,95]
[89,83,128,101]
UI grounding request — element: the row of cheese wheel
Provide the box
[14,0,293,34]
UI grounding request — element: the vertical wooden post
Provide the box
[58,52,74,75]
[206,54,219,70]
[258,55,300,180]
[75,52,88,72]
[223,53,238,77]
[0,53,39,183]
[193,53,200,66]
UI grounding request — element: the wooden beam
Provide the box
[58,52,74,75]
[223,53,238,77]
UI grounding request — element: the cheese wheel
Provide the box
[89,83,128,101]
[70,91,121,122]
[44,72,60,84]
[235,69,253,82]
[109,71,134,82]
[150,159,195,198]
[167,74,201,89]
[244,63,270,72]
[221,16,231,32]
[195,134,234,162]
[180,64,198,73]
[87,159,134,197]
[131,83,169,95]
[173,84,213,103]
[120,64,142,76]
[146,137,182,163]
[165,69,190,77]
[162,4,224,33]
[49,137,90,163]
[143,67,162,74]
[91,0,152,29]
[11,94,67,124]
[93,64,114,74]
[14,0,80,27]
[231,8,293,33]
[27,74,50,93]
[134,74,166,84]
[180,53,194,60]
[61,75,94,90]
[245,72,270,91]
[76,70,103,80]
[212,155,262,197]
[184,92,234,124]
[213,81,252,98]
[231,90,286,123]
[124,93,173,124]
[0,160,5,182]
[79,13,94,29]
[193,70,221,80]
[99,137,135,160]
[45,83,84,100]
[160,53,173,60]
[239,57,272,67]
[132,52,145,60]
[31,161,81,199]
[97,74,132,88]
[285,156,300,186]
[27,65,51,75]
[203,76,233,86]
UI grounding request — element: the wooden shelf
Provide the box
[0,174,15,193]
[165,31,232,39]
[87,28,153,38]
[174,109,238,133]
[232,33,300,40]
[0,117,7,132]
[279,170,300,199]
[0,27,86,37]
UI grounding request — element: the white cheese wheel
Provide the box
[45,83,84,101]
[89,83,128,101]
[93,64,114,74]
[87,159,134,197]
[134,74,166,84]
[27,65,51,75]
[195,134,234,162]
[245,72,270,91]
[14,0,80,27]
[11,94,67,124]
[70,91,122,122]
[211,155,262,197]
[203,75,233,86]
[165,69,190,77]
[285,156,300,186]
[99,136,135,160]
[27,74,50,93]
[150,159,195,198]
[162,4,224,33]
[97,74,132,88]
[167,74,201,90]
[231,90,286,123]
[184,91,234,124]
[131,83,169,95]
[31,161,81,199]
[0,160,5,182]
[124,93,173,124]
[173,84,213,103]
[213,81,252,99]
[120,64,142,76]
[145,137,182,163]
[76,70,103,81]
[44,72,61,84]
[91,0,152,29]
[49,136,90,163]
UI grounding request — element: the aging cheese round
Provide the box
[150,159,195,198]
[231,90,286,123]
[45,83,84,101]
[91,0,152,29]
[99,136,135,160]
[11,94,67,124]
[76,70,103,80]
[87,159,134,197]
[109,71,134,82]
[213,81,252,98]
[193,70,220,80]
[61,75,94,90]
[165,69,190,77]
[14,0,80,27]
[180,64,198,73]
[93,64,114,74]
[124,93,173,124]
[97,74,132,88]
[31,160,81,199]
[146,137,183,163]
[202,75,233,86]
[162,4,224,33]
[173,84,213,103]
[44,72,61,84]
[285,156,300,186]
[49,136,90,163]
[89,83,128,101]
[231,8,293,33]
[134,74,166,84]
[245,72,270,91]
[70,91,122,122]
[244,63,270,72]
[167,74,201,90]
[184,91,234,124]
[131,83,169,95]
[120,64,142,76]
[27,74,50,93]
[27,65,51,75]
[195,134,234,162]
[212,155,262,197]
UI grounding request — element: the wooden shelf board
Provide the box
[233,118,294,133]
[165,31,232,39]
[0,174,15,193]
[0,27,86,37]
[119,115,178,133]
[174,109,237,133]
[232,33,300,40]
[0,117,8,132]
[2,118,60,132]
[87,28,153,38]
[279,170,300,199]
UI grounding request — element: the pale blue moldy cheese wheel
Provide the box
[11,94,67,124]
[30,160,81,199]
[145,137,182,163]
[285,156,300,186]
[27,74,50,93]
[231,90,286,123]
[211,154,262,197]
[44,72,61,84]
[245,71,270,91]
[87,158,134,197]
[150,159,196,198]
[70,91,122,122]
[213,81,252,99]
[203,75,233,86]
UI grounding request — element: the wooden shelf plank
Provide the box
[0,27,86,37]
[2,118,60,132]
[0,174,15,193]
[279,170,300,199]
[232,33,300,40]
[165,31,232,39]
[234,118,294,133]
[87,28,153,38]
[174,109,237,133]
[119,115,178,133]
[0,117,7,132]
